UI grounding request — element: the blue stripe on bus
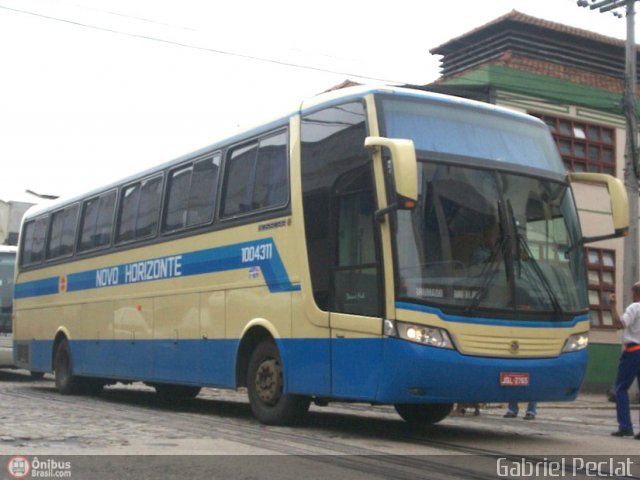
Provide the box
[395,301,589,328]
[15,238,300,299]
[13,277,59,299]
[23,336,586,404]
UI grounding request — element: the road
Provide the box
[0,369,638,479]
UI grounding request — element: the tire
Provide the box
[394,403,453,427]
[53,339,82,395]
[154,384,201,400]
[247,340,310,425]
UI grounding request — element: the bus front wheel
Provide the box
[247,340,310,425]
[394,403,453,426]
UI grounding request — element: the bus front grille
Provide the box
[454,333,564,358]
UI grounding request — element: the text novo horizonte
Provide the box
[95,255,183,288]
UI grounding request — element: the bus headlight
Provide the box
[391,321,454,349]
[562,332,589,353]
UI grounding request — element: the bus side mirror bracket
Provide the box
[567,172,629,243]
[365,136,418,222]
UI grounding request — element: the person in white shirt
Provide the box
[609,283,640,439]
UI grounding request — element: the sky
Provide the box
[0,0,631,201]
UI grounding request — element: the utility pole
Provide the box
[578,0,638,306]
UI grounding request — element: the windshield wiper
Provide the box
[514,234,564,318]
[507,201,563,318]
[465,201,509,314]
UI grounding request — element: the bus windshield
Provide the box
[378,96,588,318]
[0,251,15,334]
[394,161,587,317]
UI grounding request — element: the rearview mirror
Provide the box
[364,136,418,208]
[568,172,629,242]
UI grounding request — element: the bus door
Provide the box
[300,100,385,400]
[329,170,384,400]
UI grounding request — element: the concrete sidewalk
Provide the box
[546,392,619,410]
[511,391,639,411]
[477,392,638,414]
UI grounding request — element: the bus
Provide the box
[0,246,16,367]
[13,86,628,426]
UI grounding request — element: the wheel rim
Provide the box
[255,358,282,406]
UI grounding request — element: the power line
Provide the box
[2,2,625,110]
[50,0,196,31]
[0,3,410,85]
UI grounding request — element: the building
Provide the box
[0,190,57,246]
[0,199,34,246]
[422,10,635,391]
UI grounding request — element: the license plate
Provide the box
[500,372,529,386]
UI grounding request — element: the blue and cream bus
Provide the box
[13,86,628,426]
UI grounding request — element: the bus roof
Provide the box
[300,85,540,126]
[24,85,546,219]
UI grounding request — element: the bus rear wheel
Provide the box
[394,403,453,427]
[247,340,309,425]
[53,339,82,395]
[53,339,104,395]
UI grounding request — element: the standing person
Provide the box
[609,285,640,439]
[503,401,536,420]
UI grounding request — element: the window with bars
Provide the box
[534,114,615,175]
[585,247,616,328]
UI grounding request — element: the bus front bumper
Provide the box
[376,337,586,404]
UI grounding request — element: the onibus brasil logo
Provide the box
[7,456,30,479]
[7,456,71,478]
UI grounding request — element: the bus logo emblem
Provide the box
[509,340,520,354]
[7,456,31,479]
[249,266,261,279]
[59,275,67,293]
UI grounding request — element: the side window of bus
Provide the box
[164,154,220,232]
[253,133,288,208]
[46,204,79,259]
[301,101,382,316]
[221,130,288,218]
[21,216,48,266]
[136,176,163,238]
[78,190,116,252]
[116,175,163,243]
[117,184,141,243]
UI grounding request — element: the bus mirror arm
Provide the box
[566,232,626,256]
[374,203,398,224]
[374,197,418,223]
